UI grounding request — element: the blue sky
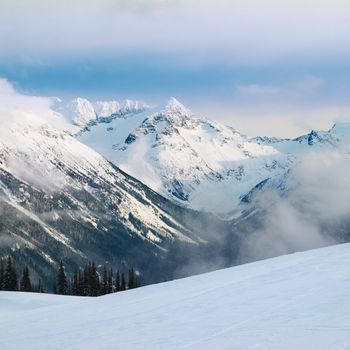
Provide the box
[0,0,349,136]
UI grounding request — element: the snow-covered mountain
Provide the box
[0,112,230,286]
[53,97,149,127]
[69,97,348,216]
[2,94,349,288]
[2,242,350,350]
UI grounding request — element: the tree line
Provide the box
[0,256,44,293]
[55,260,140,296]
[0,256,141,296]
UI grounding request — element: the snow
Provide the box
[1,243,350,349]
[63,98,97,126]
[69,98,350,216]
[93,100,121,118]
[75,98,293,214]
[53,97,149,128]
[0,112,201,249]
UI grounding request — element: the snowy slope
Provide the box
[53,97,149,127]
[1,242,350,350]
[72,97,347,216]
[0,111,231,286]
[0,115,197,245]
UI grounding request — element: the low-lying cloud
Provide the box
[239,146,350,262]
[0,77,69,130]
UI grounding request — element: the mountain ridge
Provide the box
[66,96,348,216]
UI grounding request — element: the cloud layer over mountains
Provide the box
[240,147,350,262]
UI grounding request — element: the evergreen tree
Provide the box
[4,256,18,291]
[0,258,142,296]
[87,261,100,296]
[82,265,89,296]
[115,270,121,292]
[10,261,18,291]
[52,278,57,294]
[128,268,135,289]
[134,274,140,289]
[56,260,67,295]
[37,279,44,293]
[71,269,79,296]
[77,269,84,296]
[107,268,113,294]
[101,265,108,295]
[120,272,126,291]
[128,268,140,289]
[20,266,32,292]
[0,260,4,290]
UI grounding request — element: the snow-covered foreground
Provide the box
[2,243,350,350]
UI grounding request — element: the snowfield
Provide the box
[1,243,350,349]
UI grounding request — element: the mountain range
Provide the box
[0,96,349,288]
[56,96,348,217]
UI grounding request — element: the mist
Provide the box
[0,77,69,131]
[239,146,350,262]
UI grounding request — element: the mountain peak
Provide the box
[165,97,192,116]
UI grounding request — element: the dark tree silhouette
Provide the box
[20,266,32,292]
[56,260,67,295]
[3,256,18,291]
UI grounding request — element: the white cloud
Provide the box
[195,77,347,138]
[239,146,350,262]
[199,103,350,138]
[0,78,69,130]
[234,77,325,102]
[0,0,349,65]
[0,79,15,94]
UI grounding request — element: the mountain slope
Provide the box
[53,97,149,127]
[0,114,231,286]
[75,98,291,215]
[60,96,350,226]
[73,97,347,216]
[1,242,350,350]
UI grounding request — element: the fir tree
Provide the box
[128,268,140,289]
[56,260,67,295]
[77,269,84,296]
[120,272,126,291]
[20,266,32,292]
[107,268,113,294]
[115,270,121,292]
[87,261,100,296]
[4,256,18,291]
[10,261,18,291]
[101,265,108,295]
[0,260,4,290]
[52,279,57,294]
[134,274,140,289]
[37,279,44,293]
[71,269,79,296]
[128,268,135,289]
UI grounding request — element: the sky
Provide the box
[0,0,350,137]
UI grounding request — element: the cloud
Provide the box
[0,77,69,130]
[195,76,348,138]
[234,77,325,103]
[118,137,163,192]
[0,0,349,65]
[0,1,348,140]
[0,79,15,94]
[239,146,350,262]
